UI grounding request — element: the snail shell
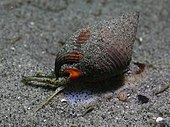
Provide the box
[55,12,139,82]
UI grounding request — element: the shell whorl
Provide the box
[55,12,139,81]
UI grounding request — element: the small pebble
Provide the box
[61,98,67,103]
[156,117,164,123]
[155,81,169,95]
[30,22,35,25]
[137,94,149,104]
[70,124,78,127]
[103,92,113,100]
[139,37,143,42]
[118,91,128,102]
[10,47,15,50]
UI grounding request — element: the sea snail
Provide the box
[22,12,139,112]
[55,12,139,82]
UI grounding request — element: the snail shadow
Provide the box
[65,75,125,93]
[22,74,126,107]
[62,75,126,106]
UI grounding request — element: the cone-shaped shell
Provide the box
[55,12,139,82]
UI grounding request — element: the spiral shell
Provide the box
[55,12,139,82]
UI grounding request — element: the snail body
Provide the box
[55,13,139,82]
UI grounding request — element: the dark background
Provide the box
[0,0,169,126]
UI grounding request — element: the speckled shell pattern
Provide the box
[55,12,139,81]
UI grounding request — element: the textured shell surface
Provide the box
[55,12,139,81]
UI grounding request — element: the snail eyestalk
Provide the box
[22,76,67,87]
[21,71,68,87]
